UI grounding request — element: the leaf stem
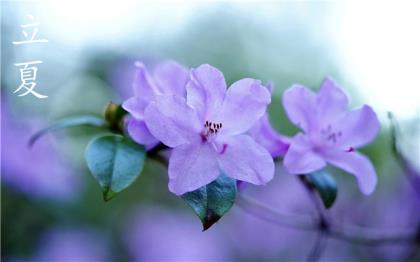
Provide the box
[307,229,328,262]
[298,175,328,227]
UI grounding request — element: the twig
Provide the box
[237,193,418,246]
[307,230,328,262]
[236,193,318,231]
[328,222,419,245]
[299,176,329,261]
[298,176,329,227]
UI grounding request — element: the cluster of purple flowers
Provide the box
[123,61,380,196]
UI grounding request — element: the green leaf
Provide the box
[307,171,337,209]
[182,174,237,231]
[29,115,105,147]
[85,135,146,201]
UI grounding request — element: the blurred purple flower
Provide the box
[224,166,317,260]
[328,170,420,261]
[144,64,274,195]
[122,61,189,148]
[366,179,420,261]
[282,77,380,194]
[124,206,232,262]
[1,103,80,200]
[7,227,109,262]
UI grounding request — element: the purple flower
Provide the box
[122,61,189,148]
[249,83,290,157]
[6,227,109,262]
[144,64,275,195]
[124,206,232,261]
[225,166,315,260]
[1,102,79,200]
[282,77,380,194]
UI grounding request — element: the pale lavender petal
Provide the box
[144,95,201,148]
[217,78,271,135]
[282,84,317,132]
[168,142,220,195]
[249,113,290,157]
[186,64,226,121]
[316,77,349,121]
[122,96,149,119]
[283,133,326,174]
[323,150,377,195]
[153,60,189,97]
[217,134,274,185]
[132,61,158,99]
[125,117,159,147]
[334,105,380,149]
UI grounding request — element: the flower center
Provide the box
[200,121,228,154]
[319,124,353,152]
[201,120,222,142]
[320,124,342,144]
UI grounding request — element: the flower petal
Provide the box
[168,142,220,195]
[283,133,326,174]
[323,150,377,195]
[125,117,158,147]
[334,105,380,149]
[217,78,271,135]
[316,77,349,121]
[217,135,275,185]
[122,96,149,119]
[248,113,290,157]
[144,95,201,148]
[282,84,317,132]
[132,62,158,99]
[186,64,226,121]
[153,61,189,97]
